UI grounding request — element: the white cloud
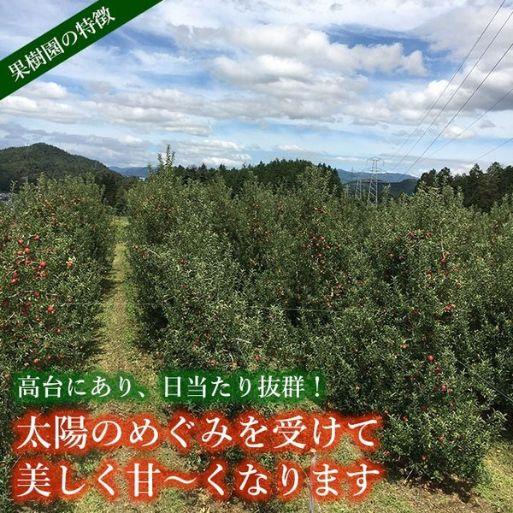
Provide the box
[213,54,311,84]
[417,4,513,60]
[90,101,212,136]
[201,156,246,166]
[131,49,191,71]
[443,125,475,140]
[141,0,467,34]
[0,93,83,124]
[173,24,427,76]
[155,24,428,125]
[25,81,68,99]
[1,96,38,112]
[119,134,144,145]
[171,138,251,167]
[361,48,513,130]
[276,144,305,152]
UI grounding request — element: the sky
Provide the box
[0,0,512,176]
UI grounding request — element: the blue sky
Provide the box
[0,0,512,175]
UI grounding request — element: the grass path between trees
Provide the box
[73,219,187,513]
[73,218,513,513]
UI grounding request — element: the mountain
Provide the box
[389,178,418,196]
[345,178,417,197]
[338,169,417,184]
[110,166,150,178]
[0,143,114,184]
[0,143,130,206]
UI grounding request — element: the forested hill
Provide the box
[172,158,343,192]
[116,159,419,198]
[0,143,134,207]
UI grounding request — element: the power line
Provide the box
[392,4,513,172]
[425,84,513,159]
[386,0,508,169]
[406,40,513,173]
[473,136,513,163]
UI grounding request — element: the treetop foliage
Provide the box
[417,162,513,211]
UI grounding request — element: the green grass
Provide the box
[73,218,187,513]
[475,438,513,512]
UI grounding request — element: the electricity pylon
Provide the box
[356,178,362,200]
[367,157,383,206]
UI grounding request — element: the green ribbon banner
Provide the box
[0,0,164,101]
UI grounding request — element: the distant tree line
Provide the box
[417,162,513,211]
[167,157,342,193]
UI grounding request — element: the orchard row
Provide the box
[127,161,513,485]
[0,177,112,512]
